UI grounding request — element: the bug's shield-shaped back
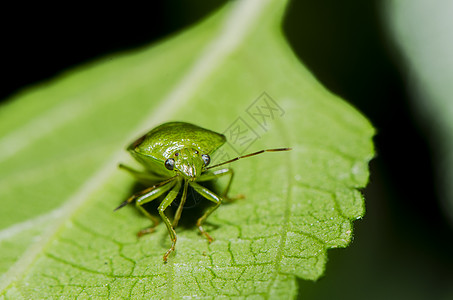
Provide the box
[128,122,226,176]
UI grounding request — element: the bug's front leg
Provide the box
[158,179,182,262]
[197,168,243,201]
[189,181,222,242]
[134,180,176,237]
[114,176,176,211]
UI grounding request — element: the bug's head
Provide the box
[164,148,210,181]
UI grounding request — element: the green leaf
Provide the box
[0,0,374,298]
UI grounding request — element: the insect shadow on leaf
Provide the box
[127,180,219,230]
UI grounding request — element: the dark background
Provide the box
[2,1,452,298]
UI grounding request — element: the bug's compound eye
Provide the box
[165,158,175,170]
[201,154,210,166]
[194,150,199,154]
[175,152,179,157]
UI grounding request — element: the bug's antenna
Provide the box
[206,147,291,170]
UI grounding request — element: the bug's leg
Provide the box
[134,180,177,237]
[172,180,189,228]
[119,164,163,185]
[114,175,177,211]
[198,168,244,201]
[158,179,182,262]
[189,181,222,242]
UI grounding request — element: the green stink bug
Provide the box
[115,122,290,262]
